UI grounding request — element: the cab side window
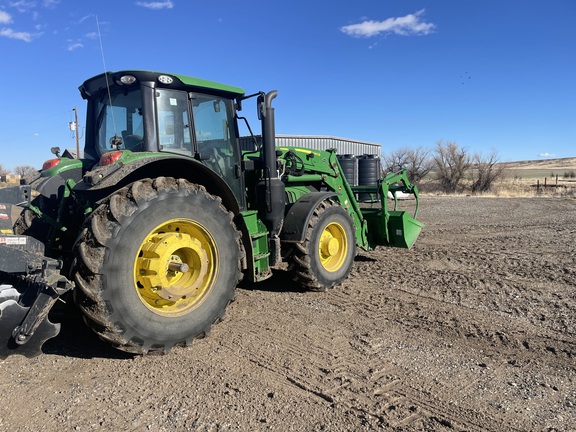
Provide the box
[156,90,192,155]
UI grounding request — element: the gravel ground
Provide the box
[1,196,575,431]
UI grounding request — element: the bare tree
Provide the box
[433,140,471,193]
[405,147,433,183]
[383,147,410,173]
[471,150,505,193]
[14,165,38,177]
[0,164,10,176]
[383,146,432,183]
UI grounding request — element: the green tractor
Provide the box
[0,70,423,358]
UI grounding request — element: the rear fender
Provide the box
[73,156,241,215]
[281,192,337,243]
[34,175,66,201]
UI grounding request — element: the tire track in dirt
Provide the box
[215,196,576,431]
[341,196,575,430]
[326,284,530,432]
[225,283,528,431]
[350,252,576,365]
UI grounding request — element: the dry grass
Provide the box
[419,157,576,199]
[420,173,576,199]
[486,178,574,198]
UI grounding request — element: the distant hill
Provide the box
[501,157,576,170]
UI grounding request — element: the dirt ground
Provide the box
[1,196,575,431]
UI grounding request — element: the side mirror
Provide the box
[257,94,264,120]
[51,147,61,158]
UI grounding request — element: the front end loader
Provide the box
[0,70,422,359]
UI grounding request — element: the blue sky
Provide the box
[0,0,574,171]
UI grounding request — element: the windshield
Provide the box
[94,88,144,157]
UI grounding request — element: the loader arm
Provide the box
[279,147,423,251]
[279,147,370,249]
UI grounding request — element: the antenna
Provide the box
[72,107,80,158]
[96,15,118,139]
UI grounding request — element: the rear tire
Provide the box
[287,200,356,291]
[72,177,242,354]
[13,195,53,244]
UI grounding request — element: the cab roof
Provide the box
[79,70,246,99]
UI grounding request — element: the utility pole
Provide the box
[70,107,80,158]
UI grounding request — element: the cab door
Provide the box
[191,93,244,205]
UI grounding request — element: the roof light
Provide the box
[99,151,123,166]
[42,158,60,171]
[158,75,173,84]
[119,75,137,85]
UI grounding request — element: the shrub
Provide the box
[471,151,505,193]
[432,141,471,193]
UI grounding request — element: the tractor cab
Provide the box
[80,71,246,200]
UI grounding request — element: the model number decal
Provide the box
[0,236,27,245]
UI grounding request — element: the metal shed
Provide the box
[239,134,381,157]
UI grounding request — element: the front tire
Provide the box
[287,200,356,291]
[72,177,242,354]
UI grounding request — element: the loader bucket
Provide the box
[362,208,423,249]
[387,210,424,249]
[358,169,424,250]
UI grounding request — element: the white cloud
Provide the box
[67,41,83,51]
[85,31,98,39]
[539,152,556,158]
[135,0,174,10]
[0,11,13,24]
[0,27,33,42]
[340,9,435,38]
[2,0,60,44]
[8,1,36,14]
[77,14,93,24]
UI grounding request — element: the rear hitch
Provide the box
[12,272,73,346]
[0,268,73,359]
[0,237,74,359]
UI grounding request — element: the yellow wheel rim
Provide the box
[318,221,348,272]
[134,218,217,317]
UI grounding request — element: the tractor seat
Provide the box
[121,131,144,152]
